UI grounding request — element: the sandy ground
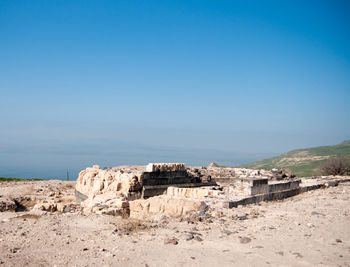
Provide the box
[0,181,349,266]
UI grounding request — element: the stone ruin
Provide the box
[2,162,347,217]
[75,162,307,218]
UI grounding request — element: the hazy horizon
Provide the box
[1,1,349,179]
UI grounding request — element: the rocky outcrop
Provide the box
[0,197,17,212]
[75,165,144,202]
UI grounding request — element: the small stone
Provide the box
[239,237,251,244]
[293,252,303,258]
[121,257,129,261]
[105,252,115,257]
[82,248,88,251]
[164,237,178,245]
[221,229,233,235]
[194,236,203,242]
[311,211,325,216]
[9,248,20,253]
[179,233,194,241]
[199,202,208,212]
[336,239,342,243]
[238,215,248,220]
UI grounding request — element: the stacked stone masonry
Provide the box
[74,163,349,219]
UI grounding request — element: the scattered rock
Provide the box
[0,197,17,212]
[105,252,115,257]
[221,229,233,235]
[239,237,251,244]
[179,233,194,241]
[311,211,325,216]
[199,202,208,212]
[194,236,203,242]
[306,223,314,228]
[164,237,179,245]
[293,252,303,258]
[9,248,20,253]
[238,214,248,220]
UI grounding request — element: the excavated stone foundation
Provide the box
[74,163,350,219]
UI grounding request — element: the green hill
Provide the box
[238,140,350,177]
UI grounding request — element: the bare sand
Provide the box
[0,181,349,266]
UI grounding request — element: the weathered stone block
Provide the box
[146,163,186,172]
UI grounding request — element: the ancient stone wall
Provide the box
[75,163,215,214]
[75,165,143,203]
[74,163,302,218]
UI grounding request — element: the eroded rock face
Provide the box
[75,165,144,201]
[75,165,146,214]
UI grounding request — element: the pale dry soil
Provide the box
[0,182,350,266]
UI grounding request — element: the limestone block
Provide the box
[146,163,186,172]
[32,203,57,212]
[166,186,223,200]
[129,195,207,220]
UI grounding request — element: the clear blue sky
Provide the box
[1,0,349,179]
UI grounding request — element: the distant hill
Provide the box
[238,140,350,177]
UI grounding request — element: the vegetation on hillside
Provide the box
[320,157,350,176]
[238,140,350,177]
[0,177,42,182]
